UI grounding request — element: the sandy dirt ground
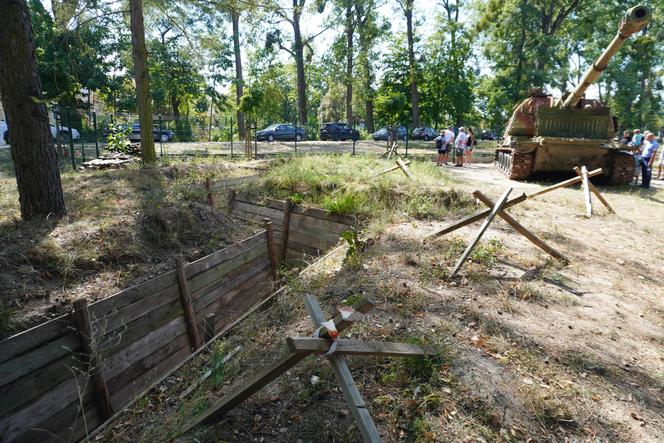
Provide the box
[94,162,663,443]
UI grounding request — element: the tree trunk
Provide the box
[292,1,308,125]
[0,0,66,220]
[404,0,420,127]
[129,0,156,164]
[171,90,182,137]
[345,0,353,123]
[365,99,374,133]
[231,10,246,139]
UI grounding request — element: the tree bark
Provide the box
[404,0,420,127]
[292,0,308,125]
[345,0,353,123]
[231,10,246,139]
[357,0,375,132]
[129,0,156,164]
[0,0,66,220]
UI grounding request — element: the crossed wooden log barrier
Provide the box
[184,294,435,442]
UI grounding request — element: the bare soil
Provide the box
[94,163,664,442]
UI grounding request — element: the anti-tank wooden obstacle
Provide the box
[426,186,569,277]
[375,160,411,177]
[183,294,436,442]
[526,166,615,217]
[379,140,402,160]
[375,159,414,180]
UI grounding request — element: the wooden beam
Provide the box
[226,189,236,215]
[375,160,411,177]
[185,297,375,430]
[581,166,593,218]
[287,337,436,357]
[175,255,203,350]
[72,299,114,421]
[450,188,512,278]
[303,294,382,443]
[426,193,527,240]
[473,190,569,263]
[205,177,214,207]
[527,168,603,199]
[396,158,414,180]
[280,198,294,261]
[263,219,279,281]
[573,166,614,213]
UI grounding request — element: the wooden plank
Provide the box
[450,188,512,277]
[289,204,355,226]
[426,193,527,240]
[0,352,83,417]
[527,167,603,198]
[0,313,73,364]
[581,166,593,218]
[303,294,382,443]
[184,297,375,431]
[205,176,214,206]
[232,200,282,220]
[287,338,436,357]
[288,228,338,252]
[187,231,266,278]
[288,218,347,242]
[281,198,293,261]
[574,166,614,213]
[210,175,260,190]
[396,158,414,180]
[175,255,203,350]
[106,333,190,405]
[473,191,569,262]
[227,189,236,215]
[264,220,279,281]
[289,212,352,235]
[0,331,81,388]
[0,366,95,443]
[102,316,187,382]
[286,240,324,257]
[72,299,114,421]
[88,271,177,320]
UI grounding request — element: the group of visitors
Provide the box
[620,129,661,189]
[435,127,477,167]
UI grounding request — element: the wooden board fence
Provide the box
[0,231,275,443]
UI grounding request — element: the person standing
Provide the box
[640,132,659,189]
[657,144,664,180]
[435,130,445,166]
[631,129,644,185]
[443,126,454,165]
[454,127,468,167]
[465,127,477,164]
[619,130,632,145]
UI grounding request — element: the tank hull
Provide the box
[495,137,633,185]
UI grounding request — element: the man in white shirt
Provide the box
[640,132,659,188]
[454,127,468,167]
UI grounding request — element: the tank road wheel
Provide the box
[606,151,634,185]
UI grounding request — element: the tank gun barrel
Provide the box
[562,5,651,108]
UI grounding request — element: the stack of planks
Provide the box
[0,232,273,443]
[229,193,356,260]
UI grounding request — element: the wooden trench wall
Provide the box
[0,192,355,443]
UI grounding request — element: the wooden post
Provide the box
[375,160,411,177]
[281,198,293,261]
[264,219,279,281]
[396,158,414,180]
[581,166,593,218]
[473,190,569,263]
[227,189,236,215]
[450,188,512,278]
[202,313,216,343]
[175,255,203,351]
[426,193,527,240]
[205,177,214,207]
[72,299,114,421]
[303,294,382,443]
[527,168,603,199]
[573,166,614,213]
[286,337,436,357]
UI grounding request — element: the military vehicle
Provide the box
[495,5,652,184]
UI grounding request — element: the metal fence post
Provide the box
[294,119,297,153]
[405,125,409,156]
[230,116,234,157]
[253,122,257,157]
[93,111,99,158]
[81,136,86,162]
[66,107,76,171]
[352,122,356,156]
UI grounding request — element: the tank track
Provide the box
[606,151,634,185]
[495,149,534,180]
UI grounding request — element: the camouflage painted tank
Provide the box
[496,5,652,184]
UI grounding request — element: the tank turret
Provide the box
[496,5,652,185]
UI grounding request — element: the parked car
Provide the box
[256,124,306,142]
[480,130,498,141]
[128,124,175,142]
[411,127,437,141]
[2,121,80,144]
[372,126,408,141]
[319,122,360,141]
